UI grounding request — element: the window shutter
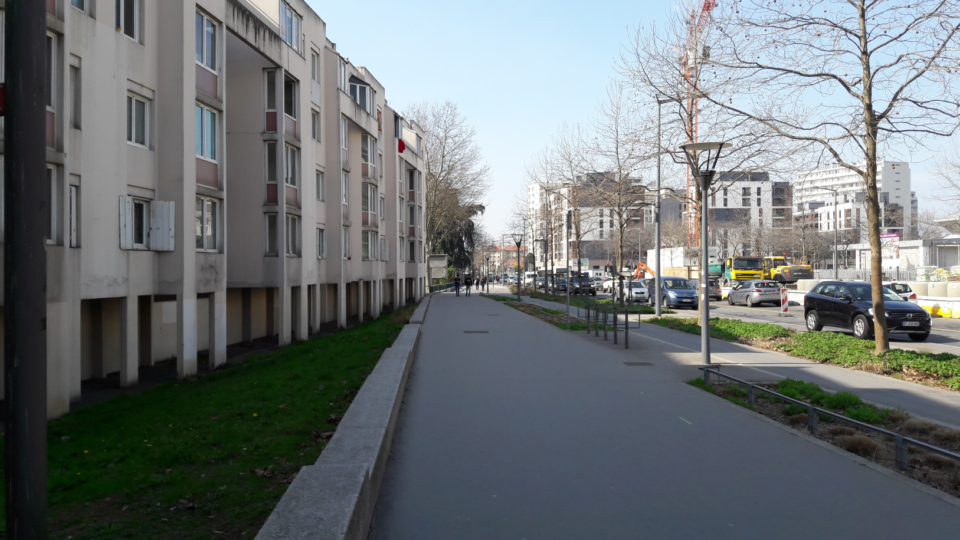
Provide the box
[119,195,133,249]
[149,201,176,251]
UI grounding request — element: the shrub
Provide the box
[933,428,960,446]
[781,404,807,416]
[924,454,956,470]
[902,418,939,436]
[823,392,864,411]
[786,413,807,426]
[846,407,888,425]
[828,426,856,437]
[688,378,716,394]
[837,435,879,457]
[777,378,824,399]
[885,409,910,424]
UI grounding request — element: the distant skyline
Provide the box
[308,0,952,240]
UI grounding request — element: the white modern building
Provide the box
[794,159,915,239]
[0,0,428,418]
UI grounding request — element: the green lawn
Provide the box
[651,316,960,390]
[0,306,414,539]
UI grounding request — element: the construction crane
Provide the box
[683,0,718,246]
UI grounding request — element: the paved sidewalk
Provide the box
[521,294,960,429]
[370,292,960,539]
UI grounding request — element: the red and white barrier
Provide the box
[779,288,792,317]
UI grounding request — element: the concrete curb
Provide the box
[408,295,431,325]
[255,323,421,540]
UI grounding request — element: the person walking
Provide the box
[454,274,461,297]
[465,275,473,297]
[481,276,487,293]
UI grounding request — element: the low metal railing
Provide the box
[699,367,960,470]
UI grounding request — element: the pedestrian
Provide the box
[481,276,487,292]
[465,275,473,297]
[455,274,461,297]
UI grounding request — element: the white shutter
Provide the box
[119,195,133,249]
[149,201,176,251]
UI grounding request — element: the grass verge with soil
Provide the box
[688,377,960,498]
[0,306,415,540]
[649,317,960,391]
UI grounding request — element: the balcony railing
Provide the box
[342,203,349,220]
[362,211,377,227]
[362,163,377,180]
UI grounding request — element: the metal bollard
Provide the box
[603,309,608,341]
[613,304,618,345]
[586,305,591,333]
[895,435,909,470]
[595,308,599,337]
[807,404,818,434]
[703,368,711,386]
[747,384,755,407]
[625,307,629,349]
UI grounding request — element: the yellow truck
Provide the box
[724,257,765,284]
[762,256,813,283]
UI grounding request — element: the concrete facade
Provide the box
[0,0,427,419]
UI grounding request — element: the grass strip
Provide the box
[0,306,415,539]
[652,316,960,390]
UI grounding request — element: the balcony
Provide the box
[362,211,377,227]
[362,163,377,180]
[409,225,416,237]
[773,198,788,207]
[408,189,415,201]
[342,203,349,220]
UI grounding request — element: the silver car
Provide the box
[690,279,722,301]
[885,282,918,304]
[613,280,649,302]
[727,280,782,307]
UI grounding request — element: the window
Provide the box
[342,226,350,259]
[756,187,761,196]
[280,2,301,53]
[361,134,375,165]
[316,171,324,201]
[195,196,218,251]
[127,95,148,146]
[723,188,728,196]
[284,76,297,119]
[723,198,728,207]
[599,219,603,228]
[340,118,348,150]
[349,83,374,115]
[265,142,277,183]
[741,187,750,196]
[46,34,55,111]
[72,0,85,10]
[394,115,402,137]
[265,70,277,112]
[311,110,319,140]
[380,198,385,222]
[69,185,78,248]
[757,197,761,207]
[311,51,319,82]
[265,214,278,255]
[286,214,300,256]
[70,65,80,129]
[599,230,604,239]
[284,145,298,186]
[316,228,325,259]
[742,197,750,207]
[47,166,57,244]
[195,104,217,160]
[341,172,349,204]
[116,0,139,41]
[381,236,388,262]
[399,198,404,228]
[195,12,217,72]
[133,199,148,247]
[759,207,763,218]
[399,236,404,262]
[362,231,378,260]
[338,58,347,92]
[362,184,377,224]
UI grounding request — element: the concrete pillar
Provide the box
[358,280,365,323]
[241,288,252,342]
[208,290,227,369]
[266,287,276,337]
[120,294,139,387]
[46,301,72,418]
[337,281,347,328]
[279,286,292,345]
[296,285,309,340]
[69,296,82,402]
[176,293,198,378]
[90,299,106,379]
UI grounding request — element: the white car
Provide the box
[601,278,616,292]
[613,281,649,302]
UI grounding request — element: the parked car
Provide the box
[690,278,722,301]
[591,277,604,290]
[727,280,782,307]
[601,278,616,293]
[647,276,699,309]
[804,281,931,341]
[613,280,649,302]
[571,277,598,296]
[552,278,568,293]
[885,282,918,303]
[535,277,545,289]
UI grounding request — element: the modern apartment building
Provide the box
[794,159,914,239]
[1,0,427,418]
[702,172,794,230]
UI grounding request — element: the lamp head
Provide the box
[679,142,731,182]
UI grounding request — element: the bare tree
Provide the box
[405,101,491,255]
[653,0,960,352]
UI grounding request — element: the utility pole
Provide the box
[5,0,50,538]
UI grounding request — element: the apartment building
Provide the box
[1,0,427,419]
[794,159,915,239]
[701,172,794,230]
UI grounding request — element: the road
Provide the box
[584,289,960,355]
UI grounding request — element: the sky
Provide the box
[307,0,952,239]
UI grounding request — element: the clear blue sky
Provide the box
[307,0,949,237]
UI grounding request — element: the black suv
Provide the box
[804,281,932,341]
[570,277,597,296]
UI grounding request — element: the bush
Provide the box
[902,418,939,436]
[777,378,824,399]
[846,407,889,425]
[823,392,864,411]
[688,378,716,394]
[782,404,808,416]
[828,426,857,437]
[837,435,879,457]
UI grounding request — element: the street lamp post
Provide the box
[680,141,731,370]
[511,231,524,303]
